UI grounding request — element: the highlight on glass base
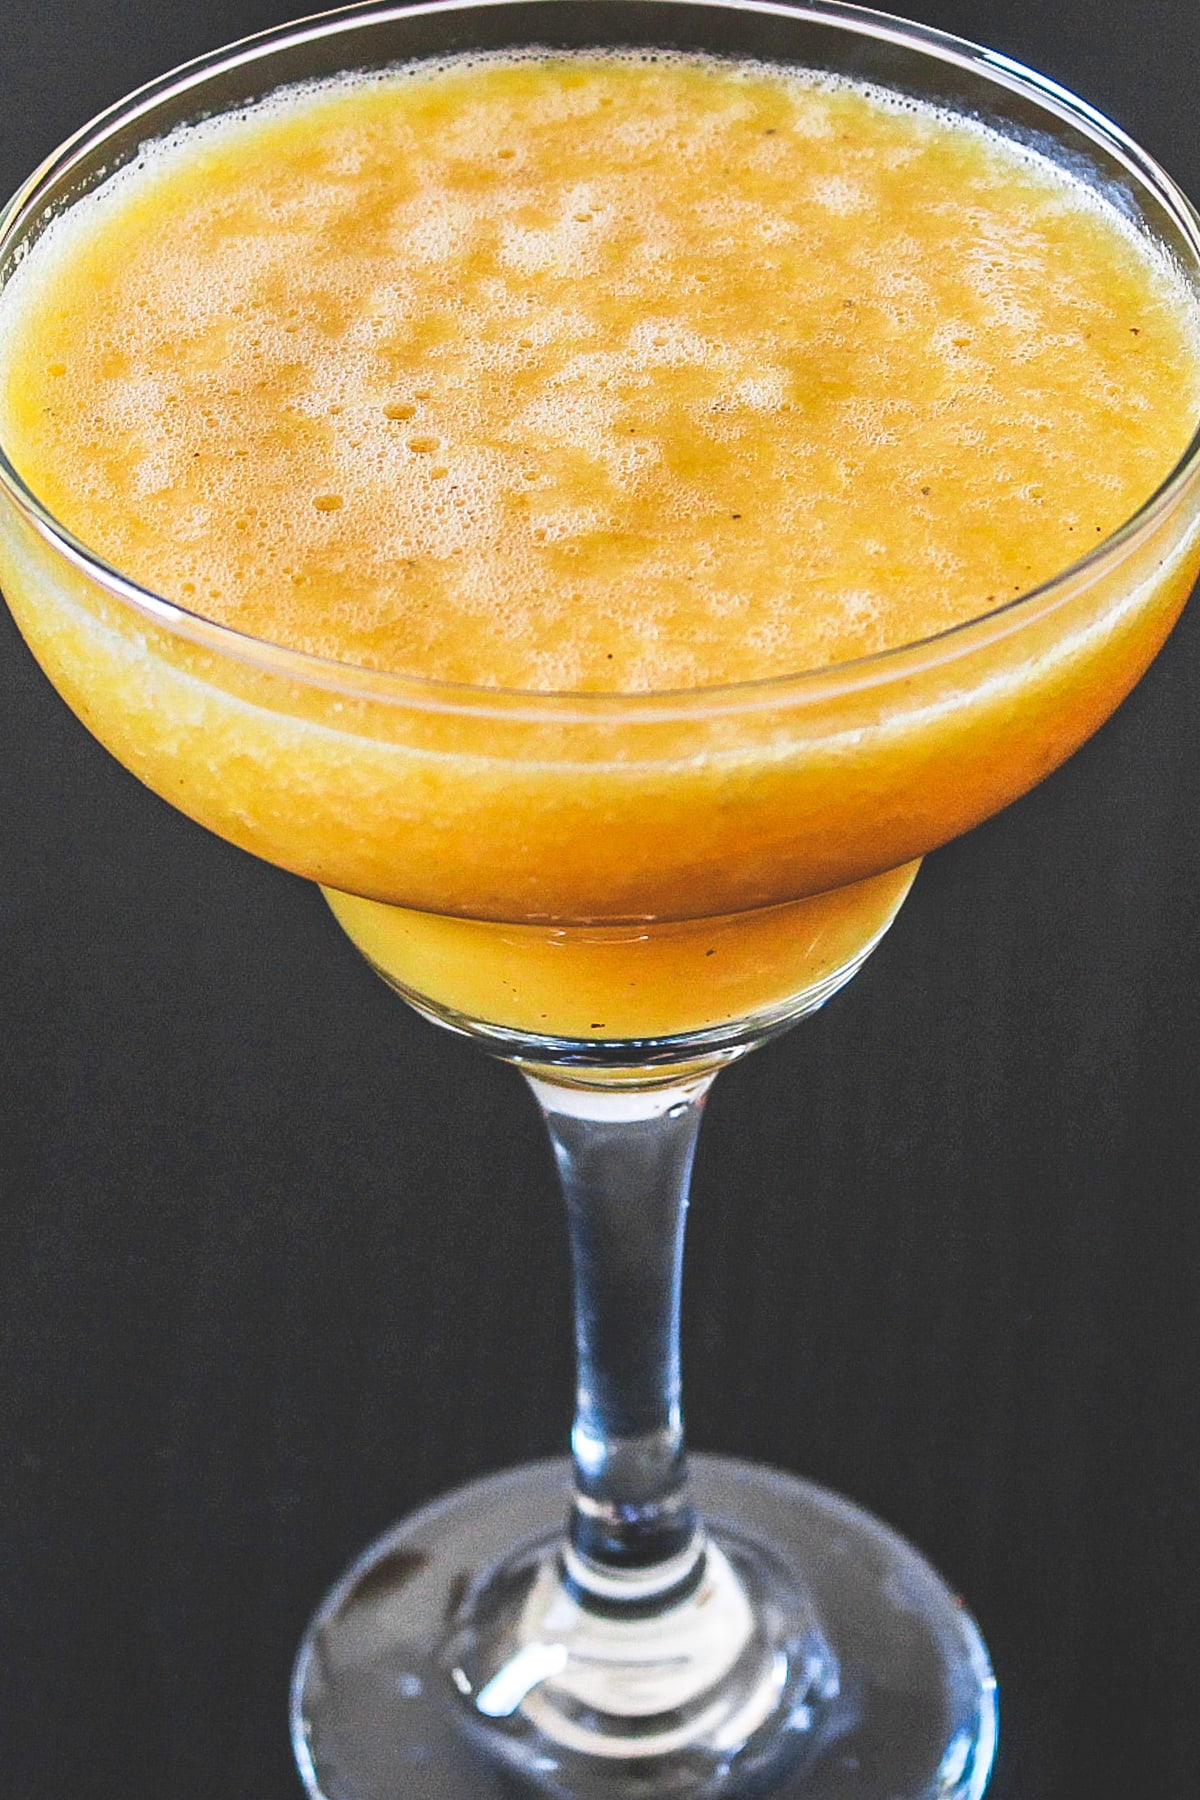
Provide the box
[3,2,1200,1799]
[292,1457,995,1800]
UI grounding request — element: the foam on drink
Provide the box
[3,52,1198,696]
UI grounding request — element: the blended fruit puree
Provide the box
[2,55,1198,1042]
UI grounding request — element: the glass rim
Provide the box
[2,0,1200,723]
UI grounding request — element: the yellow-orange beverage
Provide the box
[1,55,1198,1041]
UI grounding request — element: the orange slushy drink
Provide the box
[1,54,1198,1040]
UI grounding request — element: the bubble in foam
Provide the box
[809,176,870,216]
[734,373,786,410]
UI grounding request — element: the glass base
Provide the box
[291,1455,996,1800]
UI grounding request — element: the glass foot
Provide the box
[291,1455,996,1800]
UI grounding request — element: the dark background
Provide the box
[2,2,1200,1797]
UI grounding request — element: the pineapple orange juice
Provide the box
[1,54,1198,1039]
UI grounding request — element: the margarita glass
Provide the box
[1,4,1199,1799]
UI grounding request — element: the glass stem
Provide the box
[524,1072,716,1604]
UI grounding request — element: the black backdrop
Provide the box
[3,3,1200,1798]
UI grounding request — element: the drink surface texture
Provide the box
[3,55,1197,690]
[1,53,1199,989]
